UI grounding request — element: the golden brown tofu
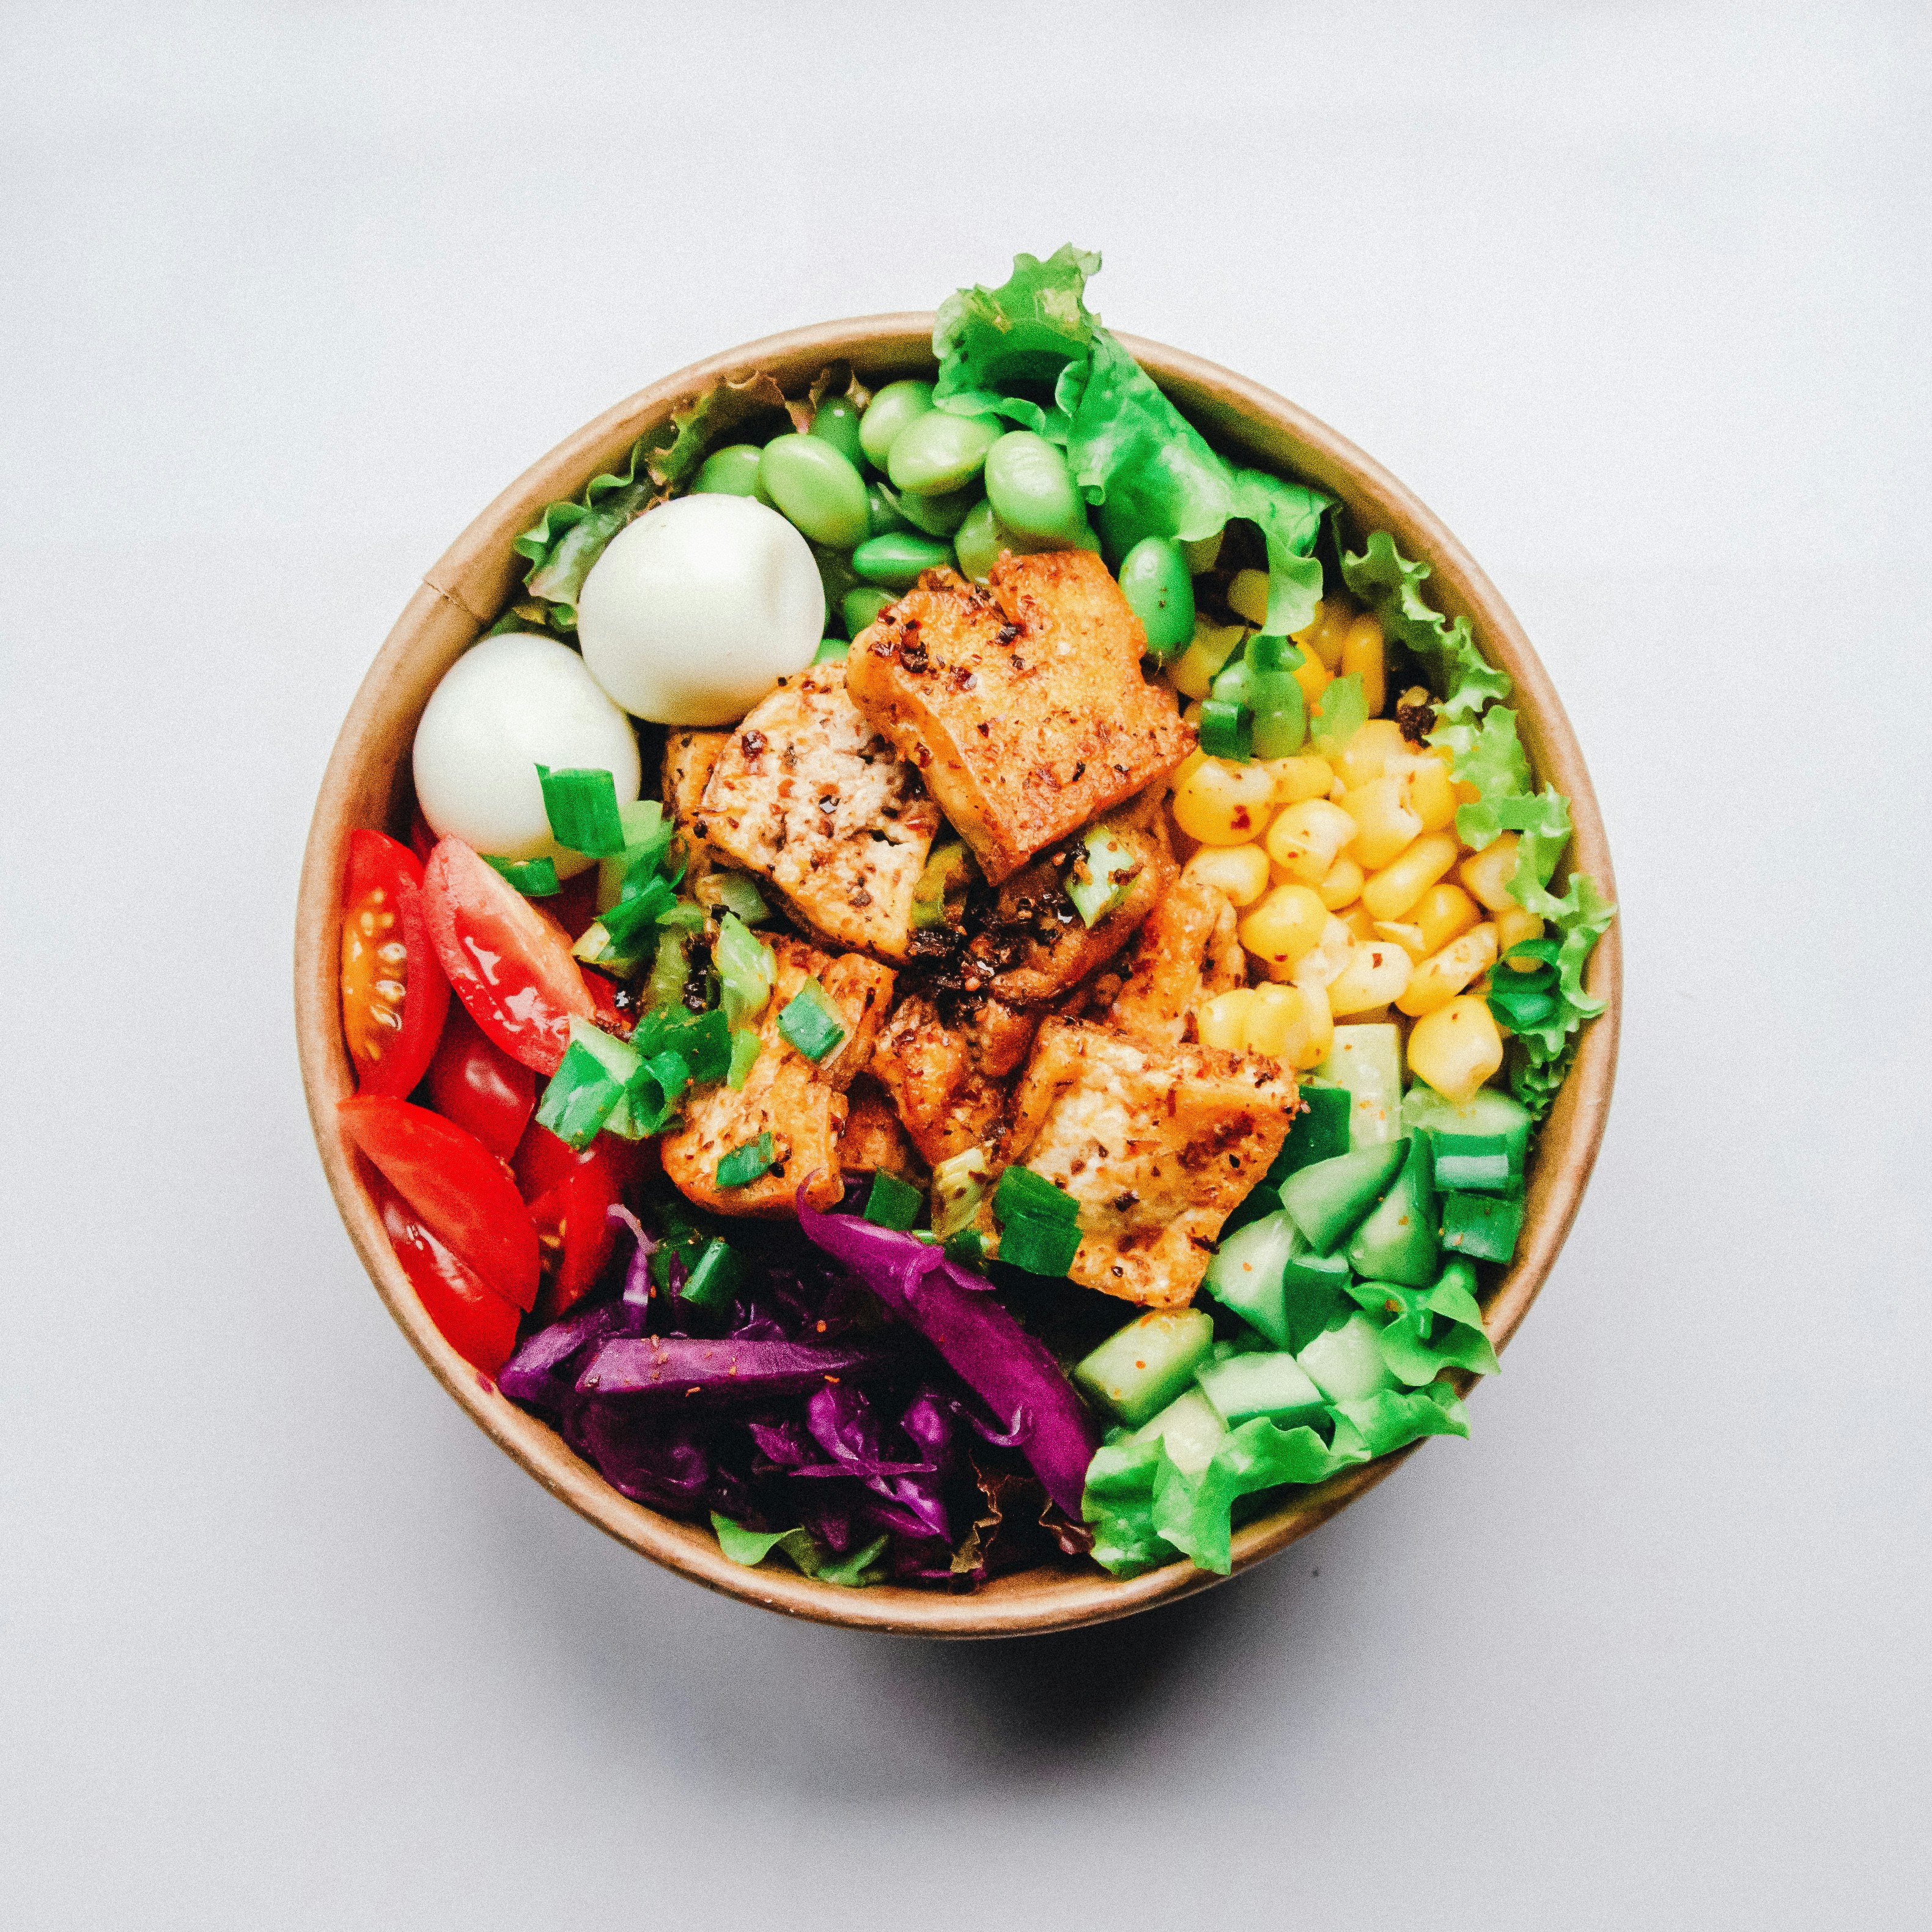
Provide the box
[999,1019,1295,1307]
[987,824,1174,1006]
[661,937,893,1219]
[696,662,940,962]
[868,994,1010,1167]
[846,551,1194,883]
[836,1075,926,1184]
[1107,874,1245,1047]
[662,728,728,890]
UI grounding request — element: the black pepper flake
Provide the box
[1397,698,1438,745]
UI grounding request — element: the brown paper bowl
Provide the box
[296,317,1620,1637]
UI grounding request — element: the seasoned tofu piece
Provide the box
[868,994,1011,1167]
[987,824,1174,1007]
[846,551,1194,883]
[663,728,728,890]
[696,661,940,961]
[1000,1019,1295,1307]
[836,1075,926,1184]
[662,937,893,1219]
[1107,875,1245,1047]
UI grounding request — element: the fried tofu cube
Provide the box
[696,661,940,961]
[662,726,728,887]
[846,551,1194,883]
[661,937,893,1219]
[1000,1019,1295,1307]
[868,994,1011,1167]
[836,1075,926,1184]
[1107,874,1245,1047]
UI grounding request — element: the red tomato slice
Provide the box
[408,809,437,868]
[419,838,595,1075]
[530,1165,622,1324]
[512,1118,654,1206]
[371,1173,522,1377]
[549,863,603,942]
[341,830,451,1098]
[426,1001,536,1159]
[339,1096,539,1311]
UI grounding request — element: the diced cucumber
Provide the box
[1196,1351,1327,1429]
[1130,1388,1228,1477]
[1403,1083,1532,1184]
[1345,1133,1440,1287]
[1319,1025,1404,1146]
[1280,1138,1406,1255]
[1223,1086,1356,1237]
[1432,1134,1514,1194]
[1075,1308,1216,1427]
[1440,1191,1525,1264]
[1297,1311,1399,1403]
[1281,1226,1354,1351]
[1202,1210,1297,1348]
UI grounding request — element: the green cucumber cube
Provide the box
[1279,1138,1407,1255]
[1297,1311,1399,1403]
[1318,1025,1403,1146]
[1130,1388,1228,1477]
[1270,1083,1353,1178]
[1402,1083,1532,1184]
[1345,1134,1440,1288]
[1075,1309,1215,1426]
[1431,1134,1516,1194]
[1440,1191,1525,1264]
[1195,1351,1327,1429]
[1281,1228,1354,1352]
[1202,1211,1297,1348]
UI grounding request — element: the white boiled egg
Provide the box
[576,493,824,724]
[411,632,641,879]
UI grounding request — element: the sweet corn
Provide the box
[1245,982,1331,1071]
[1340,774,1424,871]
[1292,597,1352,671]
[1226,568,1270,627]
[1171,619,1248,701]
[1264,797,1357,883]
[1410,881,1482,956]
[1259,754,1333,806]
[1195,987,1256,1051]
[1173,758,1277,845]
[1340,902,1377,941]
[1405,757,1459,833]
[1314,853,1365,911]
[1493,901,1546,962]
[1328,938,1414,1016]
[1374,920,1428,960]
[1407,994,1504,1103]
[1334,719,1413,790]
[1288,914,1354,992]
[1340,614,1387,717]
[1182,842,1270,909]
[1168,746,1209,795]
[1182,530,1223,573]
[1292,644,1332,709]
[1459,833,1521,912]
[1396,921,1500,1017]
[1238,882,1329,972]
[1361,831,1460,923]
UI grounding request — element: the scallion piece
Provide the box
[1247,634,1304,673]
[777,976,847,1063]
[1199,698,1252,762]
[863,1170,923,1232]
[727,1027,762,1090]
[533,1039,625,1149]
[1209,656,1255,709]
[644,929,689,1013]
[930,1147,989,1241]
[704,871,770,924]
[717,912,776,1030]
[716,1131,776,1189]
[601,872,680,951]
[482,854,560,896]
[943,1228,987,1269]
[597,802,670,911]
[680,1237,743,1313]
[1248,668,1307,759]
[655,1007,731,1085]
[1066,825,1141,927]
[536,764,629,857]
[1311,672,1366,755]
[995,1165,1080,1227]
[998,1213,1083,1277]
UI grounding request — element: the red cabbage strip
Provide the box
[576,1334,896,1404]
[498,1302,625,1412]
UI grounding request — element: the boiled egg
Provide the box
[576,494,824,724]
[411,632,641,878]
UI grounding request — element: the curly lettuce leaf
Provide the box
[1229,467,1329,635]
[1341,530,1510,724]
[932,244,1099,433]
[709,1512,887,1588]
[1348,1274,1502,1385]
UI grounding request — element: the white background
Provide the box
[4,4,1927,1926]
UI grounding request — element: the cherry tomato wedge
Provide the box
[512,1118,654,1206]
[339,1096,539,1311]
[549,863,603,942]
[341,830,451,1098]
[370,1173,522,1377]
[420,838,594,1075]
[426,1001,536,1160]
[529,1165,622,1324]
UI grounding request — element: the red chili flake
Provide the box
[824,1374,841,1384]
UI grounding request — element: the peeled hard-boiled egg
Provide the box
[576,494,824,724]
[411,632,641,878]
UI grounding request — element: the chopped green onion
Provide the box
[656,1006,731,1084]
[998,1213,1083,1277]
[1209,657,1254,709]
[536,764,629,857]
[1247,634,1304,673]
[910,842,972,931]
[572,920,645,976]
[863,1170,923,1231]
[1432,1135,1516,1195]
[717,913,776,1030]
[716,1132,776,1189]
[1311,673,1366,755]
[995,1165,1080,1227]
[680,1237,744,1313]
[943,1228,987,1269]
[597,802,670,911]
[813,637,851,665]
[703,871,770,923]
[644,929,690,1012]
[931,1147,989,1241]
[1248,669,1307,758]
[777,976,848,1063]
[727,1027,762,1090]
[482,854,561,897]
[1440,1190,1524,1264]
[600,872,680,951]
[1199,698,1252,762]
[533,1039,625,1149]
[1066,825,1141,927]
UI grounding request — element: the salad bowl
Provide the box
[295,314,1620,1637]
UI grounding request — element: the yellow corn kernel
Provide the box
[1245,982,1332,1071]
[1226,568,1270,627]
[1259,754,1334,806]
[1459,833,1521,912]
[1362,831,1461,923]
[1170,619,1248,700]
[1396,922,1500,1017]
[1286,913,1354,991]
[1454,778,1482,806]
[1292,643,1332,709]
[1340,614,1386,717]
[1411,880,1482,956]
[1340,901,1377,941]
[1183,699,1204,725]
[1396,684,1432,713]
[1238,882,1329,972]
[1328,937,1414,1016]
[1182,530,1223,573]
[1172,758,1277,846]
[1181,842,1270,909]
[1493,901,1546,961]
[1195,987,1256,1051]
[1374,920,1429,960]
[1405,757,1458,833]
[1340,774,1424,871]
[1168,747,1209,795]
[1407,994,1505,1103]
[1334,718,1413,790]
[1292,597,1352,671]
[1264,797,1357,883]
[1315,853,1364,911]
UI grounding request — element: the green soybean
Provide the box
[852,532,954,588]
[809,394,866,470]
[858,380,934,471]
[888,410,1002,496]
[866,481,913,539]
[693,443,765,497]
[956,498,1025,583]
[985,430,1082,540]
[758,434,870,550]
[1118,536,1196,655]
[842,586,897,636]
[888,480,979,537]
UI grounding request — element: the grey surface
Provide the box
[2,4,1927,1926]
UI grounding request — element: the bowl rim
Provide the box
[295,314,1620,1639]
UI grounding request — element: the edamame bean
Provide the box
[888,410,1002,496]
[759,433,869,550]
[809,395,866,470]
[888,480,979,537]
[956,498,1027,583]
[858,380,934,471]
[1118,536,1196,655]
[867,481,913,539]
[693,443,765,497]
[842,586,896,636]
[984,431,1082,540]
[852,532,954,589]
